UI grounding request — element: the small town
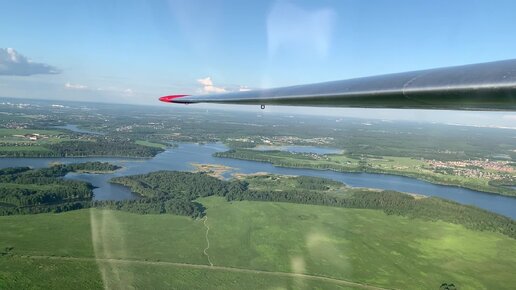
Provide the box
[427,159,515,179]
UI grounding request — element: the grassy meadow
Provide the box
[0,197,515,289]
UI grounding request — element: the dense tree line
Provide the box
[0,167,31,176]
[0,162,120,215]
[0,182,92,207]
[109,171,239,217]
[111,171,229,199]
[47,140,163,157]
[293,175,343,190]
[0,140,163,158]
[0,162,120,184]
[93,198,205,217]
[0,201,90,215]
[489,178,516,187]
[66,162,121,172]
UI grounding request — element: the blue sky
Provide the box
[1,0,515,126]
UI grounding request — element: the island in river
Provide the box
[215,148,516,197]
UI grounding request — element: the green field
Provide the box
[135,140,168,149]
[0,128,65,137]
[0,128,71,157]
[1,197,515,289]
[0,257,354,290]
[0,128,69,144]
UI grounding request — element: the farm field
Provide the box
[1,197,515,289]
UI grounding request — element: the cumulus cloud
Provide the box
[197,77,214,87]
[0,48,60,76]
[267,1,336,58]
[65,82,134,96]
[197,77,227,93]
[65,82,88,90]
[196,77,251,94]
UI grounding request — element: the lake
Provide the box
[0,143,515,219]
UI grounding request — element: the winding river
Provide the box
[0,143,515,219]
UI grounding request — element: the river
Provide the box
[0,143,515,219]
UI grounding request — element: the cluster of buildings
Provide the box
[0,102,32,108]
[226,136,334,146]
[3,122,28,129]
[115,123,170,133]
[115,125,134,132]
[426,159,515,180]
[12,133,46,141]
[256,136,334,145]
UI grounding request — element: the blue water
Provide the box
[0,143,514,219]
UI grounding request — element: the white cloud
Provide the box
[502,115,516,121]
[195,77,251,94]
[65,82,134,96]
[197,77,227,93]
[197,77,214,87]
[0,48,60,76]
[65,82,88,90]
[267,1,336,58]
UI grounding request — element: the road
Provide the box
[17,254,394,290]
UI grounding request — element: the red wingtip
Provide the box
[159,95,189,103]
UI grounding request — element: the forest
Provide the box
[47,140,163,157]
[106,171,236,217]
[111,171,516,239]
[0,139,164,158]
[0,162,120,215]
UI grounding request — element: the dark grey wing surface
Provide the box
[161,59,516,111]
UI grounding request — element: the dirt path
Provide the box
[203,215,213,267]
[17,255,393,290]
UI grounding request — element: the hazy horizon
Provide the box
[2,95,515,130]
[1,0,515,129]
